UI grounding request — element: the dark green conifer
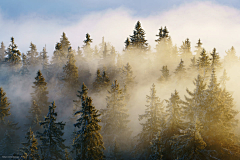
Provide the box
[31,70,50,118]
[129,21,148,52]
[197,48,211,76]
[0,87,11,121]
[194,39,203,58]
[174,59,186,79]
[27,42,39,68]
[101,80,131,152]
[60,32,71,53]
[37,101,67,160]
[72,95,105,160]
[210,48,222,71]
[134,84,165,159]
[6,37,21,70]
[19,127,40,160]
[158,65,170,82]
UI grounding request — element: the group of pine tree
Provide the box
[0,20,240,159]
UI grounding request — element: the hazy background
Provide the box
[0,1,240,58]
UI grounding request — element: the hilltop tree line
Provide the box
[0,21,240,160]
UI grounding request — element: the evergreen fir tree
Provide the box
[134,84,165,159]
[60,32,71,53]
[155,26,173,61]
[188,56,198,72]
[174,59,186,79]
[224,46,238,67]
[72,96,105,160]
[6,37,21,71]
[210,48,222,72]
[36,101,67,160]
[184,75,207,122]
[19,53,30,76]
[25,100,42,132]
[194,39,203,58]
[179,38,192,63]
[103,43,109,59]
[82,33,93,60]
[171,117,212,160]
[124,37,131,51]
[202,68,239,159]
[101,80,131,152]
[40,46,50,78]
[19,127,40,160]
[27,42,39,68]
[219,69,230,89]
[62,47,79,98]
[121,62,135,87]
[162,90,183,159]
[149,132,163,160]
[158,65,170,82]
[31,70,50,118]
[0,87,11,121]
[93,69,103,92]
[129,21,148,53]
[197,48,211,76]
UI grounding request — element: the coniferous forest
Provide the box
[1,21,240,160]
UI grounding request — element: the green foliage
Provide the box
[0,87,11,121]
[6,37,21,70]
[179,38,192,62]
[129,21,148,52]
[158,65,170,82]
[19,127,40,160]
[25,100,42,132]
[210,48,222,71]
[72,94,105,160]
[197,48,211,76]
[101,80,131,152]
[37,101,67,160]
[194,39,203,58]
[31,70,50,118]
[134,84,165,159]
[27,42,39,68]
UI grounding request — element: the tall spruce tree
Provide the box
[155,26,173,61]
[31,70,50,118]
[60,32,71,53]
[129,21,148,53]
[174,59,187,79]
[82,33,93,60]
[25,100,42,132]
[219,69,230,89]
[202,68,239,159]
[170,117,213,160]
[224,46,238,67]
[0,87,11,122]
[27,42,39,68]
[134,84,165,159]
[149,132,163,160]
[194,39,203,58]
[162,90,184,159]
[179,38,192,64]
[72,93,105,160]
[184,75,207,123]
[158,65,170,82]
[19,127,40,160]
[62,47,79,98]
[197,48,211,77]
[36,101,67,160]
[101,80,131,153]
[210,48,222,72]
[6,37,21,71]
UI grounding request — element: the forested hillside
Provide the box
[0,21,240,160]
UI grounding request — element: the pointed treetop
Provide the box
[196,39,202,47]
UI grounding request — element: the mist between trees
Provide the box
[0,20,240,160]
